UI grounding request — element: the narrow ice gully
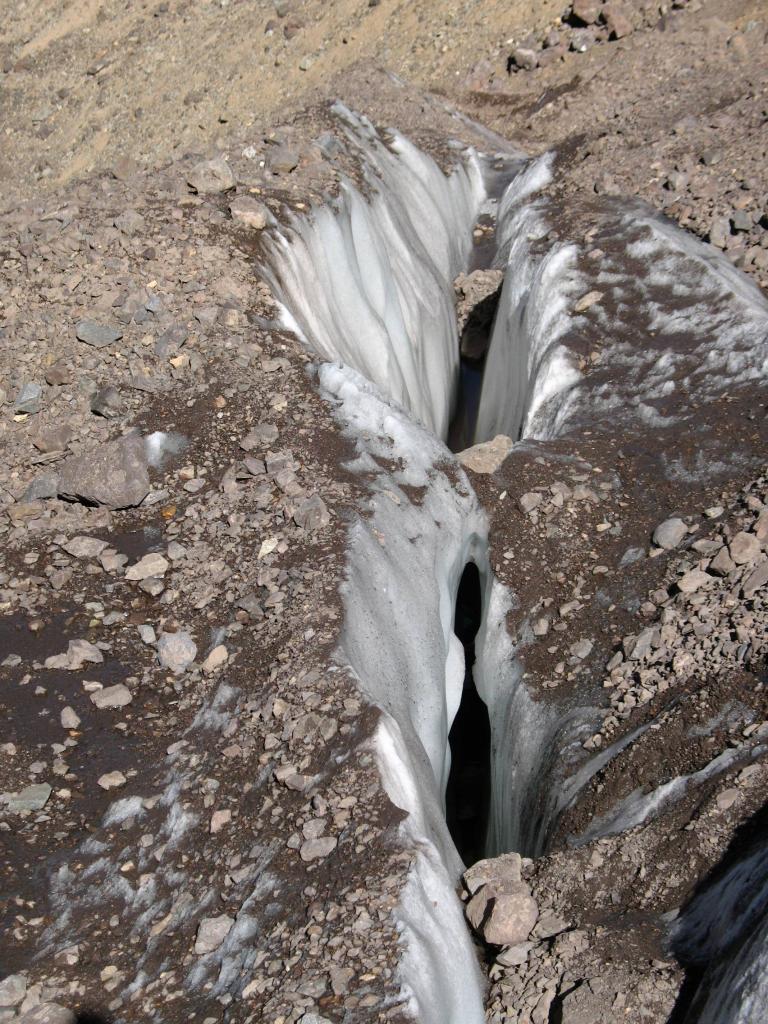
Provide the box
[265,107,768,1022]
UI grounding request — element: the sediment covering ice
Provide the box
[264,105,485,439]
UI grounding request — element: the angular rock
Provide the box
[729,531,761,565]
[294,495,330,531]
[743,559,768,597]
[300,837,338,861]
[18,1004,75,1024]
[677,568,711,594]
[45,639,103,671]
[194,914,233,954]
[0,974,26,1008]
[75,321,123,349]
[574,290,603,313]
[458,435,514,474]
[2,783,52,813]
[464,852,522,895]
[98,770,126,790]
[14,382,43,415]
[468,882,539,946]
[125,553,169,580]
[58,433,150,509]
[61,536,109,559]
[201,644,228,673]
[60,706,81,729]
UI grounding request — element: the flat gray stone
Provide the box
[90,683,133,710]
[14,382,43,415]
[2,783,52,813]
[75,321,123,348]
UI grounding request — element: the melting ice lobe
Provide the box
[263,104,485,439]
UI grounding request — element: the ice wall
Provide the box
[672,837,768,1024]
[475,179,768,445]
[263,105,485,439]
[319,362,488,1021]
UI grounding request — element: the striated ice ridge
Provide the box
[263,105,486,439]
[473,158,584,444]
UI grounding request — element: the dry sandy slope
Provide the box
[0,0,562,205]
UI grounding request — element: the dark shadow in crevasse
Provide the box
[75,1012,112,1023]
[446,563,491,866]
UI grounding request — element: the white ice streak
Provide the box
[574,746,744,845]
[265,105,485,439]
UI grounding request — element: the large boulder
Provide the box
[58,433,150,509]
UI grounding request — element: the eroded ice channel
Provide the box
[265,107,768,1023]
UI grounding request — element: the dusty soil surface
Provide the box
[1,0,767,1022]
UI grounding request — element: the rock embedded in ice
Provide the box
[652,517,687,550]
[457,435,514,475]
[90,684,133,710]
[194,914,234,954]
[58,433,150,509]
[729,531,761,565]
[187,157,235,194]
[573,289,603,313]
[0,974,27,1007]
[157,630,197,673]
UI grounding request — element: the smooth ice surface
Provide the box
[264,106,485,438]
